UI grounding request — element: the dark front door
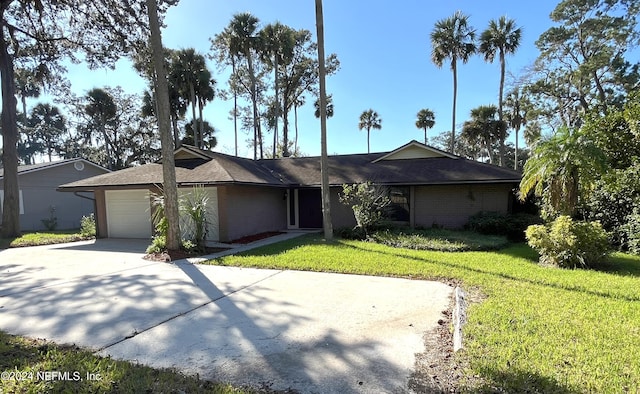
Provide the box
[298,188,322,228]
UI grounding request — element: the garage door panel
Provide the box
[105,190,152,238]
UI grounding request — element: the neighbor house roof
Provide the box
[0,158,109,180]
[58,140,521,191]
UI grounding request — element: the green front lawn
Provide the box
[208,234,640,393]
[0,331,247,394]
[0,231,90,249]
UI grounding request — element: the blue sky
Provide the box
[53,0,560,157]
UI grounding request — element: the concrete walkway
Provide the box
[0,235,453,393]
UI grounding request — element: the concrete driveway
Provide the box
[0,239,453,393]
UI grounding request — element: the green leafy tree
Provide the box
[358,109,382,154]
[415,108,436,144]
[479,16,522,166]
[1,0,154,237]
[528,0,640,127]
[519,127,606,218]
[430,11,476,154]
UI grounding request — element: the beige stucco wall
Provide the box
[330,187,357,229]
[413,184,514,228]
[218,185,287,242]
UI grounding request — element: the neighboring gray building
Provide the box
[0,159,110,231]
[59,141,522,242]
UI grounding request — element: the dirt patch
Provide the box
[408,305,465,393]
[230,231,285,244]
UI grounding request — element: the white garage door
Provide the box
[105,190,152,238]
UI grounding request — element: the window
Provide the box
[0,190,25,215]
[387,187,410,222]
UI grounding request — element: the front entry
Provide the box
[298,188,322,228]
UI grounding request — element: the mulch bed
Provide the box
[229,231,285,244]
[144,231,285,262]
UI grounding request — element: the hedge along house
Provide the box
[0,158,110,231]
[58,141,522,242]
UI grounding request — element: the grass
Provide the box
[0,331,248,394]
[206,234,640,393]
[0,230,90,249]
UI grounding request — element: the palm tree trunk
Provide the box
[231,56,238,156]
[451,60,457,154]
[273,51,279,158]
[247,50,261,160]
[315,0,333,241]
[198,98,204,148]
[367,128,371,153]
[189,82,197,148]
[282,96,291,157]
[424,127,427,144]
[294,103,299,154]
[498,51,506,167]
[514,126,519,170]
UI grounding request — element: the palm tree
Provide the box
[479,16,522,166]
[430,11,476,154]
[85,88,117,169]
[315,0,333,240]
[520,127,606,217]
[461,105,505,164]
[358,109,382,154]
[28,103,65,162]
[504,87,528,170]
[228,13,263,159]
[260,22,296,158]
[415,108,436,144]
[293,95,306,153]
[211,26,242,156]
[314,94,333,118]
[170,48,215,149]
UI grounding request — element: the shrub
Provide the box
[467,212,542,241]
[146,235,166,254]
[41,206,58,231]
[525,216,611,268]
[621,212,640,255]
[335,226,367,240]
[80,214,96,237]
[179,186,210,251]
[339,182,391,234]
[587,163,640,248]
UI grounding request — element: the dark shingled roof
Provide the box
[0,158,108,179]
[59,142,521,191]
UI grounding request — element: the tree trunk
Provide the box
[367,128,370,153]
[315,0,333,241]
[273,51,279,158]
[232,56,238,156]
[189,82,197,148]
[247,51,261,160]
[451,59,457,154]
[514,126,519,170]
[498,51,506,167]
[146,0,181,250]
[282,96,291,157]
[294,103,299,154]
[198,98,204,148]
[0,18,21,237]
